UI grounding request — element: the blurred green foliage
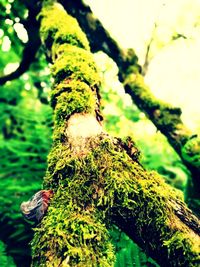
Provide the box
[110,226,159,267]
[0,77,52,265]
[0,240,16,267]
[0,20,52,262]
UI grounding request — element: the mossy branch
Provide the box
[31,2,200,266]
[60,0,200,198]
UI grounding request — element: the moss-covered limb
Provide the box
[60,0,200,195]
[38,2,103,123]
[36,134,200,267]
[31,2,114,266]
[91,139,200,267]
[124,73,200,196]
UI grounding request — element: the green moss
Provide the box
[51,44,100,86]
[34,135,199,266]
[32,206,114,267]
[39,4,100,87]
[52,80,96,121]
[39,4,90,51]
[43,143,76,188]
[181,136,200,167]
[51,121,67,143]
[163,232,200,267]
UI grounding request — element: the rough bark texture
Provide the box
[31,2,200,267]
[60,0,200,199]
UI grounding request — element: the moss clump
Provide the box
[181,136,200,167]
[39,4,90,51]
[43,143,76,188]
[32,205,114,267]
[163,231,200,266]
[51,44,100,86]
[52,80,96,122]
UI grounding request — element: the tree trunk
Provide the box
[31,2,200,267]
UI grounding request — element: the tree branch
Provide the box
[60,0,200,198]
[0,4,40,85]
[29,3,200,266]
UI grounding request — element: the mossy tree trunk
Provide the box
[31,2,200,267]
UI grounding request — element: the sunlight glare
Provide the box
[87,0,200,132]
[4,62,19,74]
[13,23,28,43]
[2,36,11,51]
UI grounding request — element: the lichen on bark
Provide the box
[31,2,200,267]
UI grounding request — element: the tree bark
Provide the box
[31,2,200,267]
